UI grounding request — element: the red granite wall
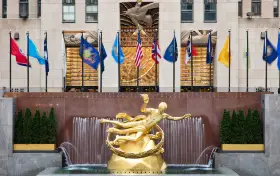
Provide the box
[5,92,266,150]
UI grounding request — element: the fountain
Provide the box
[37,94,238,175]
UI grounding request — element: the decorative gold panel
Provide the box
[180,47,214,86]
[180,30,217,87]
[66,48,98,86]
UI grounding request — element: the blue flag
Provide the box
[100,43,107,73]
[79,36,100,70]
[28,38,45,65]
[44,35,49,76]
[163,34,178,62]
[277,32,280,70]
[206,33,212,64]
[112,34,125,64]
[263,34,277,64]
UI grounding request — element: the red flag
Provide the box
[10,38,30,67]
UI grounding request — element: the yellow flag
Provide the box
[218,36,231,67]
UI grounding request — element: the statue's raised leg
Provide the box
[100,119,144,129]
[112,131,144,145]
[107,125,146,134]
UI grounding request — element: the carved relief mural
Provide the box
[120,1,159,86]
[64,31,98,87]
[180,30,217,87]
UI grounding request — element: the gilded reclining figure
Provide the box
[100,94,191,146]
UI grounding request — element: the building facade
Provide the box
[0,0,279,93]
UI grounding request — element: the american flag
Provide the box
[135,31,143,67]
[152,39,161,64]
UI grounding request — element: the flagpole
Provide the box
[246,29,249,92]
[62,31,66,92]
[100,29,103,92]
[228,28,231,92]
[190,30,193,91]
[27,31,30,92]
[279,28,280,94]
[45,31,48,92]
[117,31,121,92]
[81,30,84,92]
[154,29,158,92]
[265,29,268,92]
[173,30,175,93]
[209,29,212,91]
[9,31,12,92]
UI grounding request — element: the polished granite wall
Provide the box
[0,98,62,176]
[215,94,280,176]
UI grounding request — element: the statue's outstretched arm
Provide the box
[140,94,154,113]
[163,113,191,121]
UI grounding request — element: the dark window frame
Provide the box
[274,0,279,17]
[62,0,75,23]
[181,0,193,23]
[251,0,261,16]
[204,0,217,23]
[37,0,41,17]
[19,0,29,18]
[238,0,242,17]
[2,0,7,18]
[85,0,98,23]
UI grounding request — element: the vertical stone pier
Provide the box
[0,98,15,175]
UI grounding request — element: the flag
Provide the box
[10,38,30,67]
[28,38,46,65]
[79,35,100,70]
[263,34,278,64]
[277,32,280,70]
[185,36,197,65]
[206,33,212,64]
[135,30,143,67]
[218,36,230,67]
[112,34,125,64]
[61,34,66,77]
[100,42,107,73]
[164,34,178,62]
[152,38,161,64]
[243,38,250,69]
[44,34,49,76]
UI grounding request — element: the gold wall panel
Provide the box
[66,47,98,86]
[121,47,158,86]
[180,47,214,86]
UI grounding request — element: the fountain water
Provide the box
[66,116,210,165]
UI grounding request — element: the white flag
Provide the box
[185,36,191,65]
[61,34,66,77]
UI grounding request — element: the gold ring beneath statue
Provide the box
[106,125,164,159]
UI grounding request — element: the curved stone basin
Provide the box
[37,164,239,175]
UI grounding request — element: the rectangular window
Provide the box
[86,0,98,22]
[37,0,41,17]
[274,0,279,17]
[63,0,75,23]
[204,0,217,22]
[19,0,29,18]
[181,0,193,22]
[2,0,7,18]
[251,0,261,16]
[238,0,242,17]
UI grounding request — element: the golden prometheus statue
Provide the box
[100,94,191,173]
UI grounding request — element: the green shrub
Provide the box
[40,112,49,144]
[31,110,41,144]
[245,109,254,144]
[237,110,246,144]
[23,108,32,144]
[14,110,24,144]
[47,108,57,144]
[230,110,239,143]
[220,109,232,144]
[252,110,263,144]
